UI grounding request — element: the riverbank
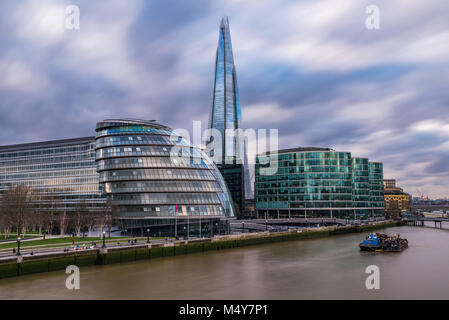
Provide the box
[0,220,401,279]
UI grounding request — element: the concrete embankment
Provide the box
[0,220,401,279]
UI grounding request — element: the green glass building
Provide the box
[369,162,384,216]
[255,147,384,219]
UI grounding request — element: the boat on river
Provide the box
[359,232,408,252]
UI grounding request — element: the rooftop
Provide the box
[257,146,334,156]
[95,119,172,131]
[0,136,94,152]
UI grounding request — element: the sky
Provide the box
[0,0,449,198]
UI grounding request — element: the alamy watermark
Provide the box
[65,5,80,30]
[169,121,279,175]
[65,265,80,290]
[365,5,380,30]
[365,265,380,289]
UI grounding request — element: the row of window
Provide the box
[96,146,205,160]
[0,160,95,174]
[96,134,182,148]
[96,126,173,138]
[99,168,216,182]
[0,143,94,159]
[105,180,222,193]
[118,204,225,217]
[96,157,213,171]
[257,187,353,195]
[0,153,94,167]
[0,168,98,181]
[112,192,221,205]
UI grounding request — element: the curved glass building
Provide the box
[95,119,235,236]
[255,147,384,219]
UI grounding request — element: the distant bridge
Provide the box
[410,205,449,213]
[402,216,449,229]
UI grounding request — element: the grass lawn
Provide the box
[0,234,39,240]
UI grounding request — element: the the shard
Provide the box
[208,17,253,215]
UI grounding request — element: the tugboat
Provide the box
[359,232,408,252]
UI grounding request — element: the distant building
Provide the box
[0,137,105,213]
[255,147,384,219]
[383,179,396,189]
[207,17,252,216]
[384,179,410,218]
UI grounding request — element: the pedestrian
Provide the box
[72,238,75,245]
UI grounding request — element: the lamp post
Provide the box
[146,228,150,243]
[183,226,186,240]
[17,237,21,256]
[102,231,106,248]
[265,219,268,231]
[215,222,218,236]
[242,222,245,234]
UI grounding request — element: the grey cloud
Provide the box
[0,0,449,197]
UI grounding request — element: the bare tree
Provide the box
[0,185,35,238]
[0,204,12,239]
[59,211,69,236]
[97,199,121,238]
[73,201,89,237]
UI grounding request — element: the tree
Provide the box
[73,201,89,237]
[103,199,121,238]
[0,185,35,238]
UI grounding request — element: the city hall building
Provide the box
[95,119,235,235]
[255,147,384,219]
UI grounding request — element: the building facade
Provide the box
[0,137,105,212]
[383,179,396,189]
[95,119,235,236]
[384,179,410,218]
[207,17,252,211]
[255,147,384,219]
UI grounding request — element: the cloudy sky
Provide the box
[0,0,448,198]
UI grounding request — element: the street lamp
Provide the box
[102,231,106,248]
[183,226,186,240]
[215,222,218,235]
[146,228,150,243]
[17,237,21,256]
[242,222,245,234]
[265,219,268,231]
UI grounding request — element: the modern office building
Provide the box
[0,137,105,212]
[207,17,252,215]
[255,147,384,219]
[95,119,235,236]
[369,162,385,216]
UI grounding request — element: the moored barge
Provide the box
[359,233,408,252]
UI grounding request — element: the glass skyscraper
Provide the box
[0,137,105,212]
[208,17,252,215]
[255,147,384,219]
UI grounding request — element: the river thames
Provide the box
[1,225,449,299]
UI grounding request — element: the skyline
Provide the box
[0,0,449,197]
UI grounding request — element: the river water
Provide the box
[1,225,449,299]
